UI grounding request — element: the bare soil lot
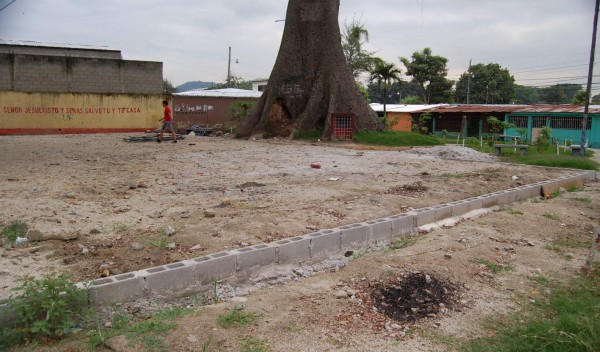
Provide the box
[0,133,598,351]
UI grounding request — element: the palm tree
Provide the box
[370,59,402,118]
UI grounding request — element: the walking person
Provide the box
[157,100,177,143]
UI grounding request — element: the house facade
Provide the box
[417,104,600,148]
[172,88,262,131]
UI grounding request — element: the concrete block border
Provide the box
[0,171,595,324]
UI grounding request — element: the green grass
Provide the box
[543,212,560,220]
[459,264,600,352]
[464,138,599,171]
[240,337,271,352]
[217,305,261,329]
[511,154,599,170]
[1,220,27,245]
[88,306,189,351]
[293,129,323,140]
[506,208,524,215]
[573,197,592,204]
[476,258,515,274]
[353,130,444,147]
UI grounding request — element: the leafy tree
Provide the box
[400,48,453,104]
[210,75,252,90]
[455,63,514,104]
[593,94,600,104]
[513,85,539,104]
[367,81,420,104]
[539,84,582,104]
[163,79,178,94]
[487,116,515,142]
[228,101,256,121]
[402,96,423,104]
[341,18,376,78]
[356,82,370,103]
[571,90,588,104]
[370,58,402,117]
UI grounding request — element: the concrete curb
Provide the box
[0,170,596,324]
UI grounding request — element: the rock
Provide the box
[180,211,191,219]
[334,290,349,299]
[167,242,176,250]
[130,242,144,250]
[444,253,453,259]
[27,228,79,241]
[187,335,198,343]
[89,228,101,235]
[164,225,176,236]
[126,181,138,190]
[204,209,216,218]
[190,244,203,251]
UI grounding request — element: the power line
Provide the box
[0,0,18,12]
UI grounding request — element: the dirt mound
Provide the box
[371,271,462,323]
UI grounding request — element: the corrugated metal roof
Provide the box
[369,103,447,113]
[420,104,600,114]
[0,39,119,52]
[174,88,262,98]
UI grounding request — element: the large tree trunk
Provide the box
[237,0,381,139]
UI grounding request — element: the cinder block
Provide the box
[366,218,393,246]
[390,213,415,238]
[309,229,341,260]
[276,236,311,265]
[340,223,369,251]
[141,261,200,298]
[451,200,470,216]
[481,193,499,208]
[433,203,454,221]
[234,244,277,272]
[192,251,237,285]
[86,273,145,304]
[495,190,513,205]
[413,207,436,226]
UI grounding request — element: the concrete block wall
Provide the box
[13,55,70,92]
[122,61,164,94]
[0,54,13,91]
[0,53,162,95]
[0,171,596,323]
[71,59,122,93]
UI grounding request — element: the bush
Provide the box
[8,273,88,342]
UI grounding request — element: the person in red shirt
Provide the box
[157,100,177,143]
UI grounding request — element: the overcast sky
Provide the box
[0,0,597,93]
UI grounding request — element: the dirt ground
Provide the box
[0,133,599,351]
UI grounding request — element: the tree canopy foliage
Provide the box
[341,18,376,78]
[370,58,402,116]
[400,48,453,104]
[455,63,514,104]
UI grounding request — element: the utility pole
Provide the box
[581,0,599,156]
[227,46,232,88]
[466,59,471,104]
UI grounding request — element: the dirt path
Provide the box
[0,133,598,351]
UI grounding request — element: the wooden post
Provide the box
[584,227,600,271]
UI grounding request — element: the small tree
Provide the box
[412,112,432,135]
[487,116,514,142]
[535,126,552,152]
[228,102,256,122]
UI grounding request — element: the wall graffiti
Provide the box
[277,84,303,99]
[2,106,142,114]
[174,104,214,114]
